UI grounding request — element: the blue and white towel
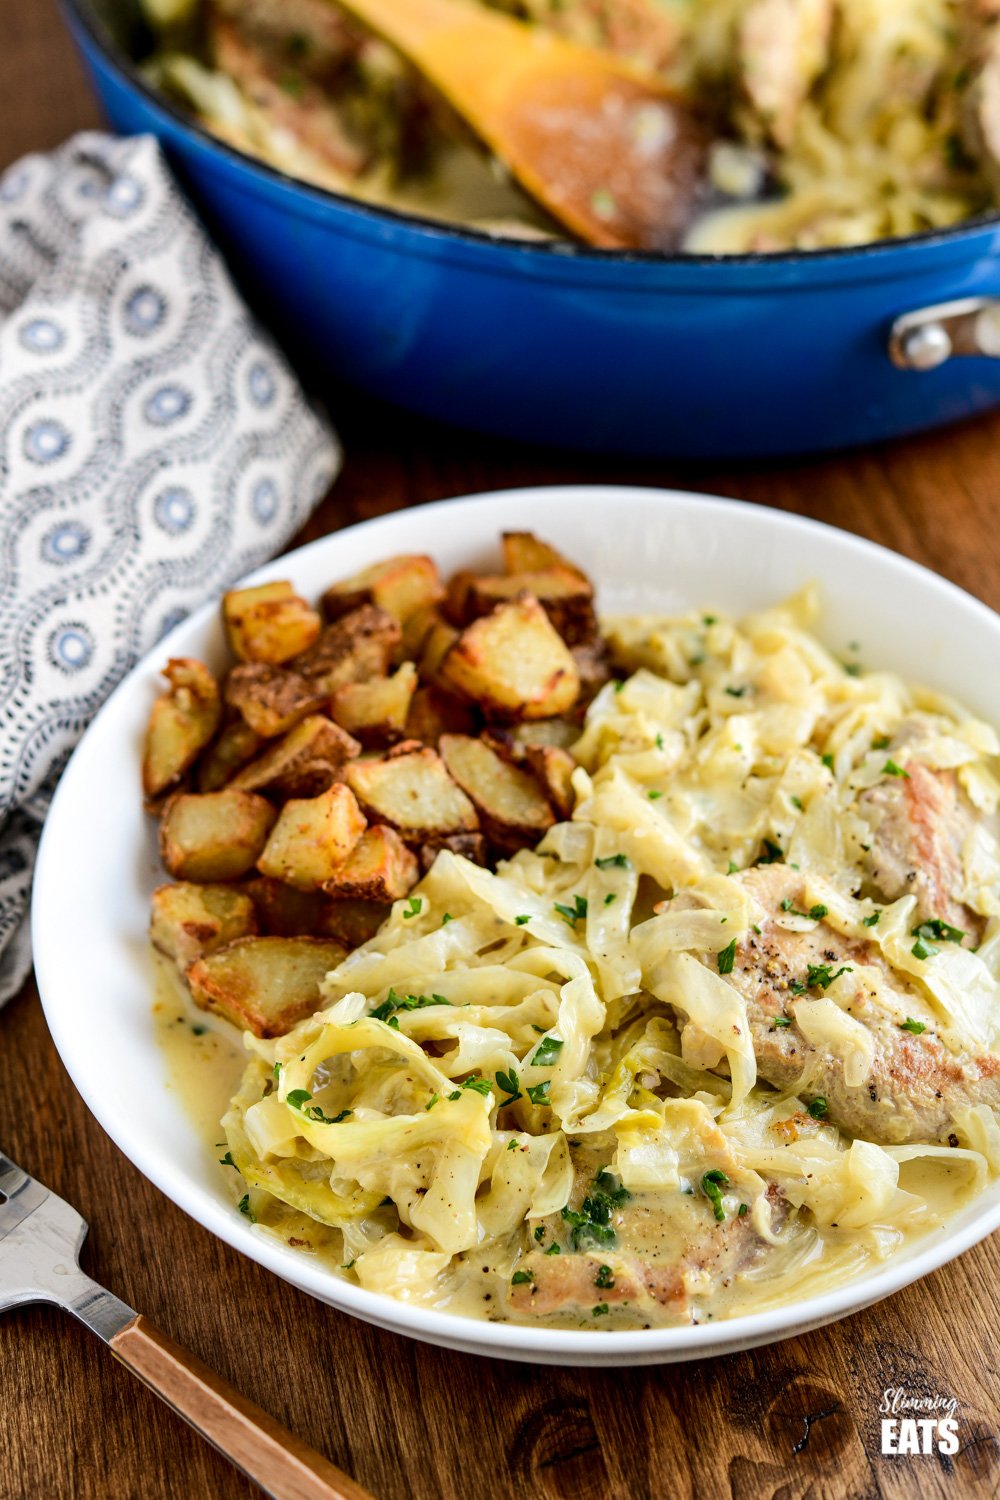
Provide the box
[0,132,341,1004]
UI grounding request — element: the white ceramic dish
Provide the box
[32,485,1000,1366]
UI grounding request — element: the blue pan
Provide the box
[61,0,1000,457]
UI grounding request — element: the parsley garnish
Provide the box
[772,1016,792,1028]
[738,1203,749,1217]
[286,1089,312,1110]
[655,733,665,750]
[532,1035,564,1067]
[717,939,737,975]
[515,914,531,926]
[873,735,890,750]
[844,662,862,677]
[592,1304,610,1317]
[554,895,588,927]
[448,1075,492,1099]
[756,839,784,865]
[780,898,828,921]
[703,614,717,626]
[441,912,454,925]
[701,1169,728,1223]
[403,896,423,919]
[883,759,909,779]
[372,989,450,1023]
[545,1243,561,1255]
[561,1171,629,1250]
[807,1097,828,1120]
[790,796,803,811]
[595,1264,615,1289]
[911,936,939,961]
[913,919,965,945]
[821,753,835,771]
[341,1258,356,1270]
[511,1270,533,1285]
[900,1018,926,1035]
[647,789,664,800]
[604,893,617,907]
[272,1062,282,1081]
[426,1093,439,1111]
[237,1194,255,1223]
[805,963,852,990]
[527,1080,551,1106]
[725,685,747,698]
[218,1152,236,1168]
[863,912,880,927]
[496,1069,522,1106]
[727,860,739,875]
[595,853,630,870]
[534,1225,546,1243]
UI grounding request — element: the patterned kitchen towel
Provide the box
[0,131,341,1005]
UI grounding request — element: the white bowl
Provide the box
[32,485,1000,1366]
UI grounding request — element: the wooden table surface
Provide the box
[3,8,1000,1500]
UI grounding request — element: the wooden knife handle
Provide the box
[109,1314,373,1500]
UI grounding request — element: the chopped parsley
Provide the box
[725,685,748,698]
[237,1194,255,1222]
[796,962,853,992]
[561,1171,630,1250]
[883,759,909,779]
[900,1018,927,1035]
[441,912,454,925]
[844,662,862,677]
[511,1270,533,1285]
[790,796,804,811]
[807,1097,829,1120]
[863,912,881,928]
[738,1203,749,1217]
[272,1062,283,1081]
[372,989,450,1023]
[913,919,965,945]
[534,1225,546,1243]
[448,1074,492,1099]
[403,896,423,919]
[341,1258,356,1270]
[545,1242,561,1256]
[218,1151,236,1168]
[873,735,890,750]
[756,839,784,865]
[772,1016,792,1028]
[647,789,664,800]
[911,936,939,961]
[595,853,630,870]
[717,939,737,975]
[527,1080,551,1106]
[595,1264,615,1289]
[531,1035,564,1067]
[703,614,718,626]
[496,1068,522,1106]
[727,860,739,875]
[554,895,588,927]
[701,1169,728,1223]
[655,733,665,750]
[286,1089,312,1110]
[592,1304,610,1317]
[515,914,531,926]
[821,753,835,771]
[780,898,828,921]
[425,1093,439,1111]
[604,893,617,907]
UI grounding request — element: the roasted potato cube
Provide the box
[160,790,277,882]
[572,637,613,704]
[257,782,366,890]
[465,567,597,646]
[187,936,347,1037]
[322,825,418,902]
[419,831,489,873]
[244,876,332,937]
[440,597,580,720]
[320,897,390,948]
[142,658,221,799]
[294,604,400,694]
[401,601,444,659]
[502,532,590,584]
[440,735,555,851]
[150,882,258,972]
[419,618,460,684]
[223,581,322,664]
[523,744,577,819]
[404,685,479,746]
[344,745,479,841]
[443,569,480,627]
[224,663,326,738]
[231,714,361,798]
[330,662,418,745]
[322,554,444,625]
[508,718,581,750]
[196,719,263,793]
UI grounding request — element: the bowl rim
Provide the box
[62,0,1000,272]
[31,482,1000,1365]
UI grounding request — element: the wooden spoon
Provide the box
[327,0,706,250]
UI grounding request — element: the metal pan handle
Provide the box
[889,296,1000,370]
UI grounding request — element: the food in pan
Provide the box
[147,532,1000,1330]
[138,0,1000,252]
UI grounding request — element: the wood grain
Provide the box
[3,7,1000,1499]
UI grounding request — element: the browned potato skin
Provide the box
[419,831,489,873]
[223,581,322,664]
[524,744,577,819]
[322,825,418,902]
[150,882,258,972]
[224,662,327,737]
[160,790,277,882]
[501,531,590,581]
[257,782,367,890]
[439,596,580,720]
[321,554,444,625]
[404,685,479,746]
[440,734,555,852]
[196,719,263,792]
[320,897,390,947]
[186,935,348,1037]
[401,601,444,660]
[572,637,614,706]
[142,658,222,799]
[464,567,597,646]
[244,876,332,937]
[344,744,479,842]
[230,714,361,798]
[329,661,418,745]
[294,604,400,694]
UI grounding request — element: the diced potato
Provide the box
[244,876,332,937]
[187,936,347,1037]
[320,898,390,948]
[440,597,580,720]
[419,832,489,873]
[160,790,277,881]
[224,663,326,737]
[502,531,590,584]
[572,638,613,704]
[322,825,419,902]
[523,744,576,819]
[142,658,221,799]
[150,882,258,972]
[344,744,479,841]
[419,618,460,684]
[257,782,366,890]
[440,734,555,851]
[223,581,322,664]
[465,566,597,645]
[404,685,478,746]
[401,601,444,659]
[196,719,263,793]
[294,604,400,694]
[444,569,480,627]
[508,718,581,750]
[330,662,418,745]
[322,554,444,625]
[231,714,360,798]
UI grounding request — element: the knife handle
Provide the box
[110,1314,373,1500]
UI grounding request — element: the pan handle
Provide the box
[889,296,1000,370]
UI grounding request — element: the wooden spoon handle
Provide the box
[109,1314,373,1500]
